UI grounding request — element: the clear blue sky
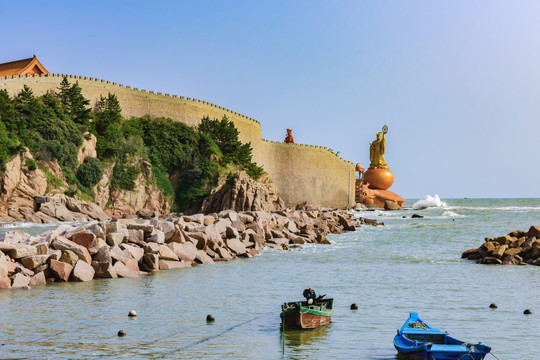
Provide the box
[2,1,539,199]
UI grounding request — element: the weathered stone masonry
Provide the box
[1,74,355,208]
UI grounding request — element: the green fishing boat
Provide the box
[281,289,333,329]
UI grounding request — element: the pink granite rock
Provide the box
[50,259,74,282]
[12,273,31,289]
[91,261,117,279]
[113,261,139,278]
[159,260,191,270]
[71,260,95,282]
[167,242,197,262]
[29,271,47,286]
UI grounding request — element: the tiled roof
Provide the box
[0,55,49,76]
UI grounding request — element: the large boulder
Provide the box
[0,230,30,244]
[113,261,139,278]
[12,273,31,289]
[142,254,160,272]
[195,250,215,265]
[29,271,47,286]
[0,277,11,289]
[93,246,112,263]
[1,244,37,259]
[121,244,144,262]
[91,261,117,278]
[52,236,92,264]
[0,251,8,278]
[72,231,99,254]
[167,242,197,262]
[225,238,247,255]
[71,260,95,282]
[50,259,74,282]
[159,260,190,270]
[527,226,540,238]
[158,245,179,261]
[21,255,49,270]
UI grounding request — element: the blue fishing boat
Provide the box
[393,313,491,360]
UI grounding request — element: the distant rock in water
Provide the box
[462,225,540,266]
[200,171,285,213]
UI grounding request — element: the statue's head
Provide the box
[376,132,382,140]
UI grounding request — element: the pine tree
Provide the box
[94,93,122,135]
[56,76,71,107]
[68,81,91,125]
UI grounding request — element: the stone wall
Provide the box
[254,140,355,208]
[1,74,355,208]
[0,73,262,148]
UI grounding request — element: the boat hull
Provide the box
[394,313,490,360]
[280,298,333,330]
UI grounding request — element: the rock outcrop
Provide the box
[462,226,540,265]
[0,209,381,290]
[201,171,285,213]
[0,146,166,222]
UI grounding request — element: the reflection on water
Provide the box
[282,324,331,348]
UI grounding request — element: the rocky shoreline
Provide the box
[0,209,380,290]
[461,225,540,265]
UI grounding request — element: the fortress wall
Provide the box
[0,74,262,148]
[1,74,355,208]
[255,140,355,208]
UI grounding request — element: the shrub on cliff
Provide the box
[76,157,103,187]
[198,116,263,179]
[0,87,82,180]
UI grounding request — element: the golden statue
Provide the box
[369,125,388,169]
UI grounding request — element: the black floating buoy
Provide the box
[350,303,358,310]
[489,303,497,309]
[206,314,215,323]
[118,330,126,337]
[128,310,137,317]
[524,309,532,315]
[412,214,424,219]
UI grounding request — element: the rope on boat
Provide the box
[488,352,501,360]
[151,312,270,359]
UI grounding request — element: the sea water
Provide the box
[1,198,539,359]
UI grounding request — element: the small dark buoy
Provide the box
[128,310,137,317]
[412,214,424,219]
[206,314,215,323]
[524,309,532,315]
[350,303,358,310]
[118,330,126,337]
[489,303,497,309]
[402,216,406,218]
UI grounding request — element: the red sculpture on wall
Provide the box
[284,129,295,144]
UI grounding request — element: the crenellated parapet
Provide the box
[1,73,355,208]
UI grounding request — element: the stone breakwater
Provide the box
[461,225,540,265]
[0,209,380,290]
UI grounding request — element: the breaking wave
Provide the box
[412,194,447,210]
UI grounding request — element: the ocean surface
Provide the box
[1,197,540,360]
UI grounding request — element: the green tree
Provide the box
[198,115,263,178]
[68,81,91,125]
[76,157,103,187]
[56,76,71,106]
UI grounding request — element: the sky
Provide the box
[2,1,540,199]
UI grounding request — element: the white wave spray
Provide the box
[412,194,447,210]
